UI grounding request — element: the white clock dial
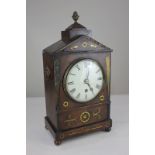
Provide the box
[64,59,104,103]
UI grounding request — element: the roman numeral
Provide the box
[75,64,80,71]
[97,77,102,80]
[96,84,101,89]
[76,93,80,99]
[67,81,74,85]
[70,88,76,94]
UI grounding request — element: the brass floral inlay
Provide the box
[80,112,90,123]
[93,108,101,119]
[82,42,88,48]
[99,95,104,101]
[70,41,100,50]
[63,101,69,107]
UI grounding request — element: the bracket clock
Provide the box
[43,12,113,145]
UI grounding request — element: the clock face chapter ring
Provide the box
[63,58,105,103]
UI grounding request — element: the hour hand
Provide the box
[84,80,94,95]
[88,84,94,95]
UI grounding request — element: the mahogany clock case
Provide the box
[43,12,113,145]
[43,43,112,145]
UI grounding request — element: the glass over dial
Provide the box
[64,59,104,103]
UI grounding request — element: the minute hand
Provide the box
[86,69,89,79]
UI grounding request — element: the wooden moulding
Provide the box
[45,116,112,145]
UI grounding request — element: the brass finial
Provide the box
[72,11,79,22]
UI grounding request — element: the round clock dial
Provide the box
[64,59,104,103]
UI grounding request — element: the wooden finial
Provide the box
[72,11,79,22]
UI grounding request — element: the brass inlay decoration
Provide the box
[99,95,104,101]
[80,112,90,123]
[82,42,88,48]
[70,40,100,50]
[90,44,97,48]
[91,125,103,130]
[64,118,76,123]
[70,45,78,50]
[106,55,110,95]
[68,125,103,136]
[64,120,112,137]
[93,108,101,119]
[63,101,69,107]
[64,114,76,126]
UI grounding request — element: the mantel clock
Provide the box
[43,12,113,145]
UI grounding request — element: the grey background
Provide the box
[26,0,129,97]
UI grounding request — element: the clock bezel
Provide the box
[62,58,106,103]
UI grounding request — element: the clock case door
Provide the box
[43,35,112,140]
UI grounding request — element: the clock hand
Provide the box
[84,70,94,94]
[87,83,94,95]
[84,79,94,95]
[86,69,89,79]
